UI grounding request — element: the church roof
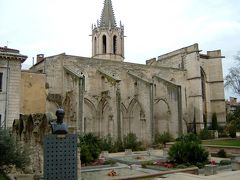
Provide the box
[100,0,117,28]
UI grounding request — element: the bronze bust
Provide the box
[51,109,68,134]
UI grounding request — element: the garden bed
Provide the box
[108,155,165,165]
[81,166,152,180]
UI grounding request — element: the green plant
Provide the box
[218,126,228,138]
[176,133,201,143]
[113,139,124,152]
[175,164,187,169]
[104,159,116,165]
[227,122,237,138]
[168,133,209,167]
[217,149,227,158]
[123,133,143,151]
[0,129,30,173]
[198,129,213,140]
[100,134,115,152]
[78,133,101,164]
[154,132,173,147]
[219,160,231,166]
[211,113,218,130]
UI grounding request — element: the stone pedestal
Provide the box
[147,148,154,155]
[163,148,168,157]
[101,151,109,158]
[232,157,240,171]
[125,149,132,156]
[204,165,217,176]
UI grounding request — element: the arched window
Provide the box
[113,35,117,54]
[102,35,107,54]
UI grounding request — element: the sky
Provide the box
[1,0,240,99]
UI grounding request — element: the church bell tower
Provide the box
[92,0,124,61]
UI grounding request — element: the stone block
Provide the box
[204,164,217,176]
[125,149,132,156]
[232,157,240,171]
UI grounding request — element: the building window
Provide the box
[94,37,97,55]
[113,35,117,54]
[102,35,107,54]
[0,72,3,92]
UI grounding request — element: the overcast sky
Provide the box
[1,0,240,99]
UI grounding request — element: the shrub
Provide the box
[176,133,201,143]
[154,132,173,147]
[168,133,209,167]
[113,139,124,152]
[0,129,30,173]
[123,133,143,151]
[219,160,231,166]
[217,149,227,158]
[104,159,116,165]
[100,134,115,152]
[198,129,213,140]
[227,122,237,138]
[218,126,228,138]
[78,133,101,164]
[211,113,218,130]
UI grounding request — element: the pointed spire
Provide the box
[100,0,117,28]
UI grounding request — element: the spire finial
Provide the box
[100,0,116,28]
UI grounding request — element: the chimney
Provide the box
[36,54,44,63]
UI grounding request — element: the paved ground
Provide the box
[158,171,240,180]
[108,150,240,180]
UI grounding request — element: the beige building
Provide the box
[29,0,226,143]
[0,46,27,128]
[20,71,46,114]
[226,97,240,114]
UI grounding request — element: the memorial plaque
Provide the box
[44,134,78,180]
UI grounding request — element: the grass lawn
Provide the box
[203,139,240,147]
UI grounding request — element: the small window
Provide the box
[102,35,107,54]
[113,35,117,54]
[0,72,3,92]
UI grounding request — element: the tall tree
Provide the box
[225,52,240,95]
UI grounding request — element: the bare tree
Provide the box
[225,52,240,96]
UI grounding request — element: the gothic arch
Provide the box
[128,98,145,115]
[113,35,117,54]
[97,98,113,137]
[154,98,171,134]
[84,98,97,133]
[127,98,146,141]
[102,35,107,54]
[120,103,128,137]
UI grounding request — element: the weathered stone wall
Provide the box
[12,113,54,175]
[29,43,226,142]
[7,60,22,128]
[0,60,8,127]
[21,71,46,114]
[150,44,226,130]
[31,54,185,143]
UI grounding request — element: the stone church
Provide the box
[28,0,226,143]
